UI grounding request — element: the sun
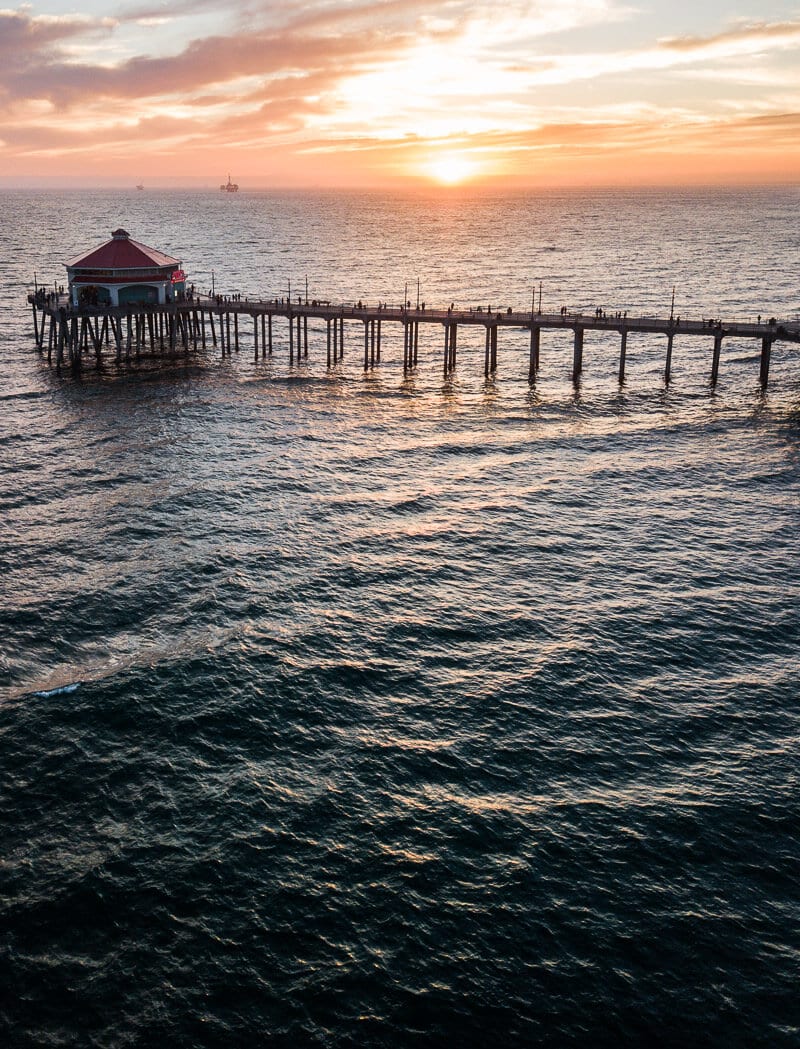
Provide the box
[426,155,478,185]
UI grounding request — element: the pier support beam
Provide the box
[111,317,121,361]
[711,332,723,386]
[572,327,584,382]
[32,306,43,350]
[528,325,540,381]
[618,329,627,383]
[760,336,773,386]
[665,332,674,383]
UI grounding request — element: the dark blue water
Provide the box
[1,188,799,1047]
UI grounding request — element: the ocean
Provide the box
[0,186,798,1047]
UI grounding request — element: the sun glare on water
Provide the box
[426,155,479,185]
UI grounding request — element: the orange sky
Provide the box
[1,1,799,188]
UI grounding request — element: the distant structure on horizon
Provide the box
[220,175,239,193]
[65,228,186,307]
[135,183,144,190]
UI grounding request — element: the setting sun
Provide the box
[425,155,479,186]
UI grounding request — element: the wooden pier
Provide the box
[27,292,800,386]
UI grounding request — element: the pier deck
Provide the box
[27,292,800,386]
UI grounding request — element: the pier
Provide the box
[27,292,800,387]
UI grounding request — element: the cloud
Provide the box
[659,20,800,54]
[0,8,115,64]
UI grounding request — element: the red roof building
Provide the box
[66,229,186,307]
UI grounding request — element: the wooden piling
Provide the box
[56,312,64,369]
[760,336,772,386]
[572,327,584,381]
[711,332,723,385]
[528,324,540,380]
[111,317,120,360]
[665,332,674,383]
[618,329,627,383]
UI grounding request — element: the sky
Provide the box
[1,0,799,188]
